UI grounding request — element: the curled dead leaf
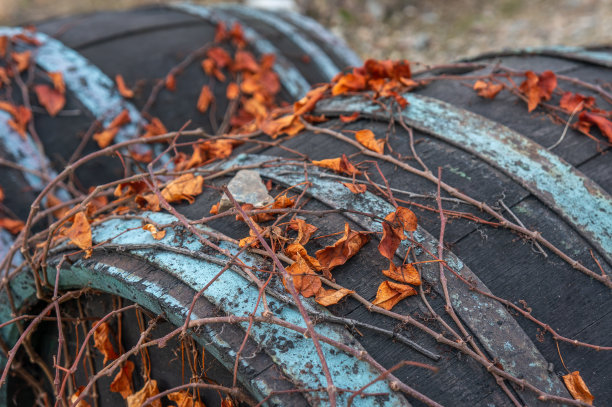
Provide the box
[285,243,322,272]
[382,262,421,286]
[92,128,119,149]
[70,386,92,407]
[115,74,134,98]
[315,223,370,274]
[372,280,417,310]
[577,111,612,143]
[342,182,367,194]
[312,154,360,176]
[559,92,594,113]
[110,360,135,399]
[473,80,504,99]
[65,212,92,258]
[562,371,594,405]
[315,287,353,306]
[0,218,25,234]
[48,71,65,94]
[288,219,318,245]
[197,85,214,113]
[127,379,161,407]
[378,206,417,260]
[284,253,322,298]
[93,321,118,364]
[142,224,166,240]
[355,129,384,154]
[168,390,206,407]
[340,112,360,123]
[226,82,240,99]
[161,174,204,204]
[519,70,557,112]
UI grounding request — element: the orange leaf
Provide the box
[0,36,7,58]
[65,212,92,258]
[285,243,322,272]
[34,84,65,117]
[168,390,206,407]
[142,224,166,240]
[260,114,304,139]
[473,80,504,99]
[0,186,4,202]
[92,128,119,149]
[355,129,384,154]
[114,181,149,198]
[110,360,134,399]
[378,206,417,260]
[559,92,594,113]
[11,51,30,72]
[229,22,246,48]
[332,72,366,95]
[4,105,32,139]
[519,70,557,112]
[372,280,416,310]
[382,262,421,286]
[0,218,24,234]
[315,223,370,273]
[214,21,227,43]
[207,46,232,68]
[48,72,65,94]
[221,396,235,407]
[135,193,161,212]
[562,371,594,405]
[577,111,612,143]
[293,85,328,116]
[115,74,134,98]
[70,386,92,407]
[315,287,353,306]
[110,109,131,128]
[340,112,360,123]
[288,219,318,245]
[161,174,204,204]
[312,154,360,176]
[165,73,176,91]
[226,82,240,99]
[127,379,161,407]
[93,321,118,364]
[285,253,322,298]
[143,117,168,138]
[197,85,214,113]
[342,182,366,194]
[233,50,259,72]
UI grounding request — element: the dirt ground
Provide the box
[2,0,612,64]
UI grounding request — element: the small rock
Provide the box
[219,170,273,211]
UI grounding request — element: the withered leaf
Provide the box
[0,36,7,58]
[293,85,328,116]
[382,262,421,286]
[378,207,417,260]
[143,117,168,138]
[285,243,322,272]
[260,114,304,139]
[372,280,417,310]
[0,218,25,234]
[127,379,161,407]
[342,182,367,194]
[473,80,504,99]
[577,111,612,143]
[165,73,176,91]
[197,85,214,113]
[65,212,92,258]
[285,253,322,298]
[233,50,259,72]
[161,174,204,204]
[92,128,119,149]
[559,92,594,113]
[168,390,206,407]
[315,287,353,307]
[562,371,594,405]
[70,386,92,407]
[48,72,65,94]
[226,82,240,99]
[332,72,366,95]
[315,223,370,273]
[110,360,135,399]
[288,219,318,245]
[355,129,384,154]
[93,321,118,364]
[115,74,134,98]
[135,193,160,212]
[207,46,232,68]
[142,224,166,240]
[34,84,66,117]
[312,154,360,176]
[340,112,360,123]
[519,70,557,112]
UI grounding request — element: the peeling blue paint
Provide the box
[216,4,341,81]
[170,3,310,98]
[316,94,612,266]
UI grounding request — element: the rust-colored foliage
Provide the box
[339,112,360,123]
[577,111,612,143]
[34,84,65,116]
[285,243,322,272]
[559,92,594,113]
[260,114,304,139]
[285,253,322,298]
[382,262,421,286]
[197,85,214,113]
[0,36,7,58]
[315,223,370,274]
[342,182,367,194]
[93,321,118,364]
[315,287,353,307]
[64,212,93,258]
[127,379,161,407]
[93,109,131,148]
[161,174,204,204]
[562,371,594,405]
[355,129,384,154]
[115,74,134,98]
[372,281,417,310]
[165,73,176,91]
[519,70,557,112]
[0,102,32,139]
[110,360,135,399]
[226,82,240,99]
[289,219,318,245]
[312,154,360,176]
[168,390,206,407]
[473,80,504,99]
[378,207,417,260]
[70,387,92,407]
[143,117,168,139]
[48,71,65,93]
[0,218,25,234]
[142,224,166,240]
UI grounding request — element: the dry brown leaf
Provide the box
[142,224,166,240]
[110,109,131,128]
[559,92,595,113]
[115,74,134,98]
[285,253,322,298]
[293,85,328,116]
[48,71,65,94]
[165,73,176,91]
[93,321,118,364]
[519,70,557,112]
[577,111,612,143]
[233,50,259,72]
[0,36,7,58]
[473,80,504,99]
[378,206,417,260]
[168,390,206,407]
[315,287,353,306]
[197,85,214,113]
[70,386,92,407]
[341,182,367,194]
[0,186,4,203]
[339,112,360,123]
[288,219,318,245]
[355,129,384,154]
[161,174,204,204]
[110,360,135,399]
[260,114,304,139]
[0,218,25,234]
[6,105,32,139]
[315,223,370,274]
[372,280,417,310]
[562,371,594,405]
[143,117,168,138]
[92,128,119,149]
[226,82,240,99]
[285,243,322,272]
[65,212,92,258]
[221,396,235,407]
[135,193,161,212]
[312,154,360,176]
[127,379,161,407]
[332,72,366,95]
[382,262,421,286]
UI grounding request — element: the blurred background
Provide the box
[1,0,611,64]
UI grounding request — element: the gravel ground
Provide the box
[2,0,612,64]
